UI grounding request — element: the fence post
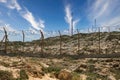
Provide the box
[40,30,44,53]
[77,29,80,51]
[3,27,8,53]
[22,30,25,52]
[98,27,101,54]
[58,30,62,54]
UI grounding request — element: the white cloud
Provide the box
[94,2,109,19]
[65,4,72,25]
[73,19,80,30]
[88,0,109,20]
[0,0,7,3]
[102,16,120,26]
[87,0,120,30]
[93,0,103,11]
[0,0,45,41]
[29,27,39,34]
[21,9,45,31]
[65,4,79,35]
[0,0,21,11]
[7,0,21,11]
[0,0,45,32]
[0,24,17,33]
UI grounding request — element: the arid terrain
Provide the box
[0,32,120,80]
[0,56,120,80]
[0,0,120,79]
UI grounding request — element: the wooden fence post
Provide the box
[22,30,25,52]
[40,30,44,53]
[77,29,80,51]
[58,30,62,54]
[3,27,8,53]
[98,27,101,54]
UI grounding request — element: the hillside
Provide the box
[0,31,120,80]
[32,31,120,55]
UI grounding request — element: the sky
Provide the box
[0,0,120,41]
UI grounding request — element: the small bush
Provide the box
[58,70,72,80]
[42,66,61,73]
[0,61,9,67]
[72,72,80,80]
[110,69,120,79]
[88,59,96,63]
[88,65,95,72]
[19,69,29,80]
[86,72,107,80]
[0,70,14,80]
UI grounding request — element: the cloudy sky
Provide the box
[0,0,120,41]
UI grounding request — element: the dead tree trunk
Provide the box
[58,30,62,54]
[40,30,44,53]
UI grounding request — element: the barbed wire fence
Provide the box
[0,25,120,55]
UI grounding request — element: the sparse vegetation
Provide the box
[19,69,29,80]
[71,72,80,80]
[42,66,62,73]
[110,69,120,79]
[0,31,120,80]
[0,70,14,80]
[0,61,9,67]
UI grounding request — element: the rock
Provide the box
[108,75,116,80]
[80,74,87,80]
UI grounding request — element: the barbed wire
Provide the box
[0,25,120,41]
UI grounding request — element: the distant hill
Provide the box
[1,31,120,55]
[31,31,120,55]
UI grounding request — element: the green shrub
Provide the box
[110,69,120,79]
[88,59,96,63]
[0,61,9,67]
[88,65,95,72]
[42,66,61,73]
[0,70,14,80]
[19,70,29,80]
[72,72,80,80]
[86,72,107,80]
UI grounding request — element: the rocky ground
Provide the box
[3,31,119,55]
[0,55,120,80]
[0,31,120,80]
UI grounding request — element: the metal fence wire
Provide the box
[0,26,120,56]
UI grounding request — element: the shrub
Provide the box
[42,66,61,73]
[58,70,72,80]
[88,65,95,72]
[110,69,120,79]
[72,72,80,80]
[88,59,96,63]
[0,61,9,67]
[0,70,14,80]
[86,72,107,80]
[19,69,29,80]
